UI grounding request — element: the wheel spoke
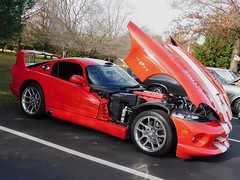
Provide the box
[156,127,164,131]
[151,141,155,150]
[35,103,39,108]
[136,127,144,132]
[147,117,151,127]
[27,89,31,96]
[157,134,165,138]
[22,95,29,99]
[155,138,161,148]
[29,106,35,113]
[26,105,32,113]
[35,93,40,99]
[137,135,146,142]
[139,122,148,129]
[148,117,154,128]
[142,140,149,147]
[22,98,29,103]
[153,118,157,127]
[30,88,35,96]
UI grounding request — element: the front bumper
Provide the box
[171,116,232,159]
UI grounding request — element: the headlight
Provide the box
[171,110,212,122]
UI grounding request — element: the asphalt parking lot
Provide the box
[0,103,239,180]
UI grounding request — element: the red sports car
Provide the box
[10,22,232,159]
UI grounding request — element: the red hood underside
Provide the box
[124,21,232,122]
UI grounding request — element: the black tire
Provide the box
[131,109,176,156]
[21,83,45,118]
[233,99,240,119]
[149,85,168,94]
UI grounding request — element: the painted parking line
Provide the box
[0,125,163,180]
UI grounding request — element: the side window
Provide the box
[51,62,83,81]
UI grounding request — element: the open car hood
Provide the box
[124,22,232,122]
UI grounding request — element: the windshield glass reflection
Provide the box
[86,65,139,87]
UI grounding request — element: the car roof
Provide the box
[54,57,115,67]
[64,57,107,64]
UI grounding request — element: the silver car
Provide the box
[208,68,240,118]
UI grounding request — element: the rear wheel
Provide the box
[149,85,168,94]
[131,110,176,156]
[21,83,45,118]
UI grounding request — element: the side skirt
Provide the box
[46,106,128,139]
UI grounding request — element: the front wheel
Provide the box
[21,83,45,118]
[131,110,176,156]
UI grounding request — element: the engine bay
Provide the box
[107,90,219,125]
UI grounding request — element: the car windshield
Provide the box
[208,69,228,84]
[215,69,238,82]
[86,65,139,88]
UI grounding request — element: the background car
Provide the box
[207,67,240,83]
[208,68,240,118]
[129,71,186,96]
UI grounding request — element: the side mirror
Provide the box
[70,75,86,87]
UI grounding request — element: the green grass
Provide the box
[0,51,18,104]
[0,51,58,104]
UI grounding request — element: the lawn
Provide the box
[0,51,18,104]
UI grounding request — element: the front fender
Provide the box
[125,102,174,139]
[130,102,173,121]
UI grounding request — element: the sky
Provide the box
[128,0,180,35]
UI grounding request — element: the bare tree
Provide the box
[22,0,133,58]
[49,0,97,57]
[81,0,134,58]
[21,0,97,56]
[21,0,54,50]
[171,0,240,70]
